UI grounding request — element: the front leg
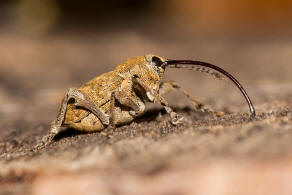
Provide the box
[159,81,222,116]
[132,75,183,125]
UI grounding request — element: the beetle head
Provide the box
[121,54,255,118]
[145,54,167,78]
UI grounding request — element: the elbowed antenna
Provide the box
[165,60,256,118]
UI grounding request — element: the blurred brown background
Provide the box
[1,1,292,195]
[2,0,292,35]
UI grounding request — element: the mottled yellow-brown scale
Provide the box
[64,71,123,123]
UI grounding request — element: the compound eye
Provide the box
[152,56,163,67]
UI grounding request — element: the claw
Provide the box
[32,133,55,152]
[170,112,184,125]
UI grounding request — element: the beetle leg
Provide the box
[132,76,183,125]
[115,79,145,117]
[109,92,116,128]
[159,81,221,116]
[33,88,109,150]
[94,91,118,138]
[159,81,203,109]
[52,88,109,133]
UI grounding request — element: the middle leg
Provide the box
[115,79,146,117]
[132,76,183,125]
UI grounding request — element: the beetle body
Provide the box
[64,55,164,131]
[34,54,255,150]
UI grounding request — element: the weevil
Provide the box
[34,54,255,149]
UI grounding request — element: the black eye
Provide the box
[152,56,163,67]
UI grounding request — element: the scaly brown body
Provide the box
[64,55,162,131]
